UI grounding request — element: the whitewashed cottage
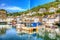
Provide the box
[34,17,39,22]
[26,12,32,16]
[58,4,60,8]
[16,16,21,23]
[47,18,55,24]
[27,12,36,16]
[55,14,60,22]
[38,8,46,14]
[49,7,56,13]
[42,15,48,22]
[31,12,36,15]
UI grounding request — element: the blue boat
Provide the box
[31,22,42,27]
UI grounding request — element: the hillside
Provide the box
[7,1,60,16]
[31,2,60,12]
[29,1,60,16]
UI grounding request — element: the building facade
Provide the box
[0,9,7,19]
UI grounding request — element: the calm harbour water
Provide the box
[0,28,43,40]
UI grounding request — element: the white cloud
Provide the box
[0,6,27,12]
[0,3,27,12]
[0,3,6,7]
[6,6,25,11]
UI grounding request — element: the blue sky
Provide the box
[30,0,55,8]
[0,0,55,12]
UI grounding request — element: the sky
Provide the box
[30,0,55,8]
[0,0,55,12]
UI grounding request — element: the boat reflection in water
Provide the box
[0,27,43,40]
[16,22,43,40]
[0,21,43,40]
[0,22,12,35]
[0,28,6,35]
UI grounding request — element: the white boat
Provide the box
[0,22,12,29]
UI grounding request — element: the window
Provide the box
[33,28,36,32]
[0,22,7,25]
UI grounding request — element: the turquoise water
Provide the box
[0,28,43,40]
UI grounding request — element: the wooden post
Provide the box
[36,27,38,33]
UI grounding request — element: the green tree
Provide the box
[0,9,7,13]
[0,9,6,11]
[55,0,59,2]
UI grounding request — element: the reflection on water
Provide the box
[0,27,60,40]
[0,28,43,40]
[0,28,6,35]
